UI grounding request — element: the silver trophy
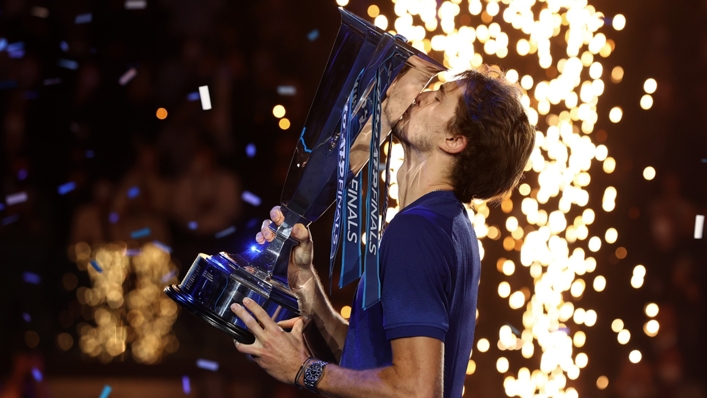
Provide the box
[164,8,445,344]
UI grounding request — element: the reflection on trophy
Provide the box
[164,8,445,344]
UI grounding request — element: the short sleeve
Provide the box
[380,212,453,342]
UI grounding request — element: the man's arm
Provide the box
[258,207,348,359]
[232,298,444,398]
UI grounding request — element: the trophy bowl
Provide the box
[165,7,445,343]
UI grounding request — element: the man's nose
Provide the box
[415,91,432,105]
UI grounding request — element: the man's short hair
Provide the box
[446,64,535,204]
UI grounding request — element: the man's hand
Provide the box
[256,206,316,296]
[231,298,309,385]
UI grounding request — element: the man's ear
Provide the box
[442,133,467,155]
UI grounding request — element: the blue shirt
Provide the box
[340,191,481,398]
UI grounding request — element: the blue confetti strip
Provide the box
[58,59,79,70]
[6,192,28,206]
[43,78,62,86]
[160,270,177,283]
[215,226,236,239]
[75,13,93,24]
[153,240,172,253]
[23,312,31,322]
[130,227,151,239]
[0,203,4,211]
[701,158,707,163]
[60,41,69,52]
[86,150,95,158]
[7,42,24,52]
[182,376,191,394]
[188,221,198,230]
[31,368,43,382]
[307,29,319,41]
[186,92,200,101]
[196,359,219,371]
[23,272,41,285]
[0,38,6,51]
[245,143,256,158]
[99,385,112,398]
[276,85,296,96]
[90,259,103,273]
[17,169,28,180]
[108,212,119,224]
[242,191,261,206]
[0,80,18,90]
[58,181,76,195]
[127,186,140,199]
[2,215,19,226]
[8,50,24,59]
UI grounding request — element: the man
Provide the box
[230,64,535,397]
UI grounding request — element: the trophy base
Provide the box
[165,284,256,344]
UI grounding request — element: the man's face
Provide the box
[393,81,462,152]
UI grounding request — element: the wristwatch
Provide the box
[303,359,328,393]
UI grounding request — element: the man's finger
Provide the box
[233,340,260,357]
[277,316,305,330]
[270,206,284,226]
[241,298,279,331]
[290,224,311,245]
[291,317,305,336]
[230,303,264,339]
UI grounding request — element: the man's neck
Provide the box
[395,145,454,209]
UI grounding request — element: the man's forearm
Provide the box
[307,364,440,398]
[294,268,349,360]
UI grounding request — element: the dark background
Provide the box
[0,0,706,397]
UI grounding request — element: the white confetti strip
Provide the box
[198,85,212,110]
[6,192,28,206]
[695,215,704,239]
[125,0,147,9]
[119,68,137,85]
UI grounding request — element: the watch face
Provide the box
[304,361,325,386]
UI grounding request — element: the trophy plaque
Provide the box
[164,8,445,344]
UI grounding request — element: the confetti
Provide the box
[277,85,297,96]
[245,143,256,158]
[2,215,19,226]
[242,191,262,207]
[86,150,95,158]
[182,376,191,394]
[0,38,6,51]
[307,29,319,41]
[108,212,119,224]
[58,59,79,70]
[196,359,219,371]
[153,240,172,253]
[119,68,137,86]
[17,169,28,180]
[701,158,707,163]
[7,42,24,52]
[0,80,18,89]
[126,249,142,256]
[6,192,28,206]
[75,13,93,24]
[695,215,704,239]
[130,227,151,239]
[90,259,103,273]
[215,226,236,239]
[127,186,140,199]
[23,272,41,285]
[98,385,112,398]
[60,41,69,52]
[0,203,4,211]
[8,50,24,59]
[58,182,76,195]
[31,368,43,382]
[125,0,147,10]
[31,6,50,18]
[186,92,200,101]
[188,221,198,230]
[160,270,177,283]
[43,78,62,86]
[198,85,212,110]
[23,313,31,322]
